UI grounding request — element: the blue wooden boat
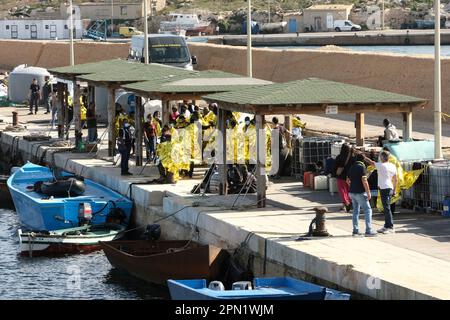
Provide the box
[7,162,133,231]
[167,277,350,300]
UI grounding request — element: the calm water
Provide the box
[0,208,169,300]
[187,37,450,56]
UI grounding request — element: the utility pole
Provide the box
[268,0,271,24]
[111,0,114,37]
[247,0,252,77]
[434,0,443,159]
[381,0,385,30]
[144,0,149,64]
[69,0,74,66]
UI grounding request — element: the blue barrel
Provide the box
[443,197,450,217]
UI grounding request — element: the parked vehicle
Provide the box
[129,34,197,70]
[119,26,143,38]
[160,13,210,35]
[168,277,351,300]
[7,162,132,231]
[333,20,361,32]
[100,240,229,285]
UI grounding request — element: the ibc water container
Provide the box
[314,175,328,190]
[8,65,50,103]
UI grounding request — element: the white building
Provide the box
[0,4,83,40]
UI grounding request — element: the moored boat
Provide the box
[18,223,126,256]
[99,240,229,285]
[7,162,133,231]
[167,277,351,300]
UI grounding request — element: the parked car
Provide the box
[119,26,143,38]
[333,20,361,32]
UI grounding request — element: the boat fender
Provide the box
[208,281,225,291]
[143,224,161,241]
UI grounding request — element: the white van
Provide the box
[333,20,362,32]
[129,34,197,70]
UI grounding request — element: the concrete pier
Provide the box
[1,108,450,299]
[211,29,450,46]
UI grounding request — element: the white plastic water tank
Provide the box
[8,65,51,103]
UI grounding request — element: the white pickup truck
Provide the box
[333,20,362,32]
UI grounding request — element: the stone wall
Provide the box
[188,42,448,121]
[0,40,129,70]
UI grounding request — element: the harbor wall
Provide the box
[0,40,129,70]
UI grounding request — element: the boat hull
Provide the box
[100,240,229,285]
[19,224,125,256]
[7,162,133,231]
[168,277,351,300]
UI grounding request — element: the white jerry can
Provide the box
[314,175,328,190]
[329,177,338,194]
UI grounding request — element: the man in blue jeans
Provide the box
[362,150,397,234]
[347,153,377,237]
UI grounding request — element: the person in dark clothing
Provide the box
[117,119,133,176]
[42,76,52,114]
[270,117,289,178]
[28,78,40,115]
[347,154,376,237]
[86,102,97,143]
[332,143,354,212]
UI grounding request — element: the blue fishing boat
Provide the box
[7,162,133,231]
[167,277,350,300]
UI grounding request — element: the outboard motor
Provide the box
[106,207,126,224]
[208,281,225,291]
[78,203,92,226]
[143,224,161,241]
[232,281,253,290]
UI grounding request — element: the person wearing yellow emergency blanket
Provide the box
[156,125,190,183]
[292,116,306,138]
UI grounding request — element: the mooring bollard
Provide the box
[12,111,18,126]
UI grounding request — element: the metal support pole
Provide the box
[402,111,412,141]
[256,114,266,208]
[57,82,64,139]
[143,0,149,64]
[69,0,74,66]
[64,83,69,140]
[73,82,81,147]
[135,96,143,166]
[218,108,227,195]
[108,87,116,157]
[247,0,253,77]
[434,0,443,159]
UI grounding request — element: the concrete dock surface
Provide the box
[1,106,450,299]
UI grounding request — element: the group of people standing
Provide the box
[333,144,398,236]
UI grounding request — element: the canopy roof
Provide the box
[203,78,427,114]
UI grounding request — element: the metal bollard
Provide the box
[12,111,18,126]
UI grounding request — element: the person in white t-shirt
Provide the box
[363,150,397,234]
